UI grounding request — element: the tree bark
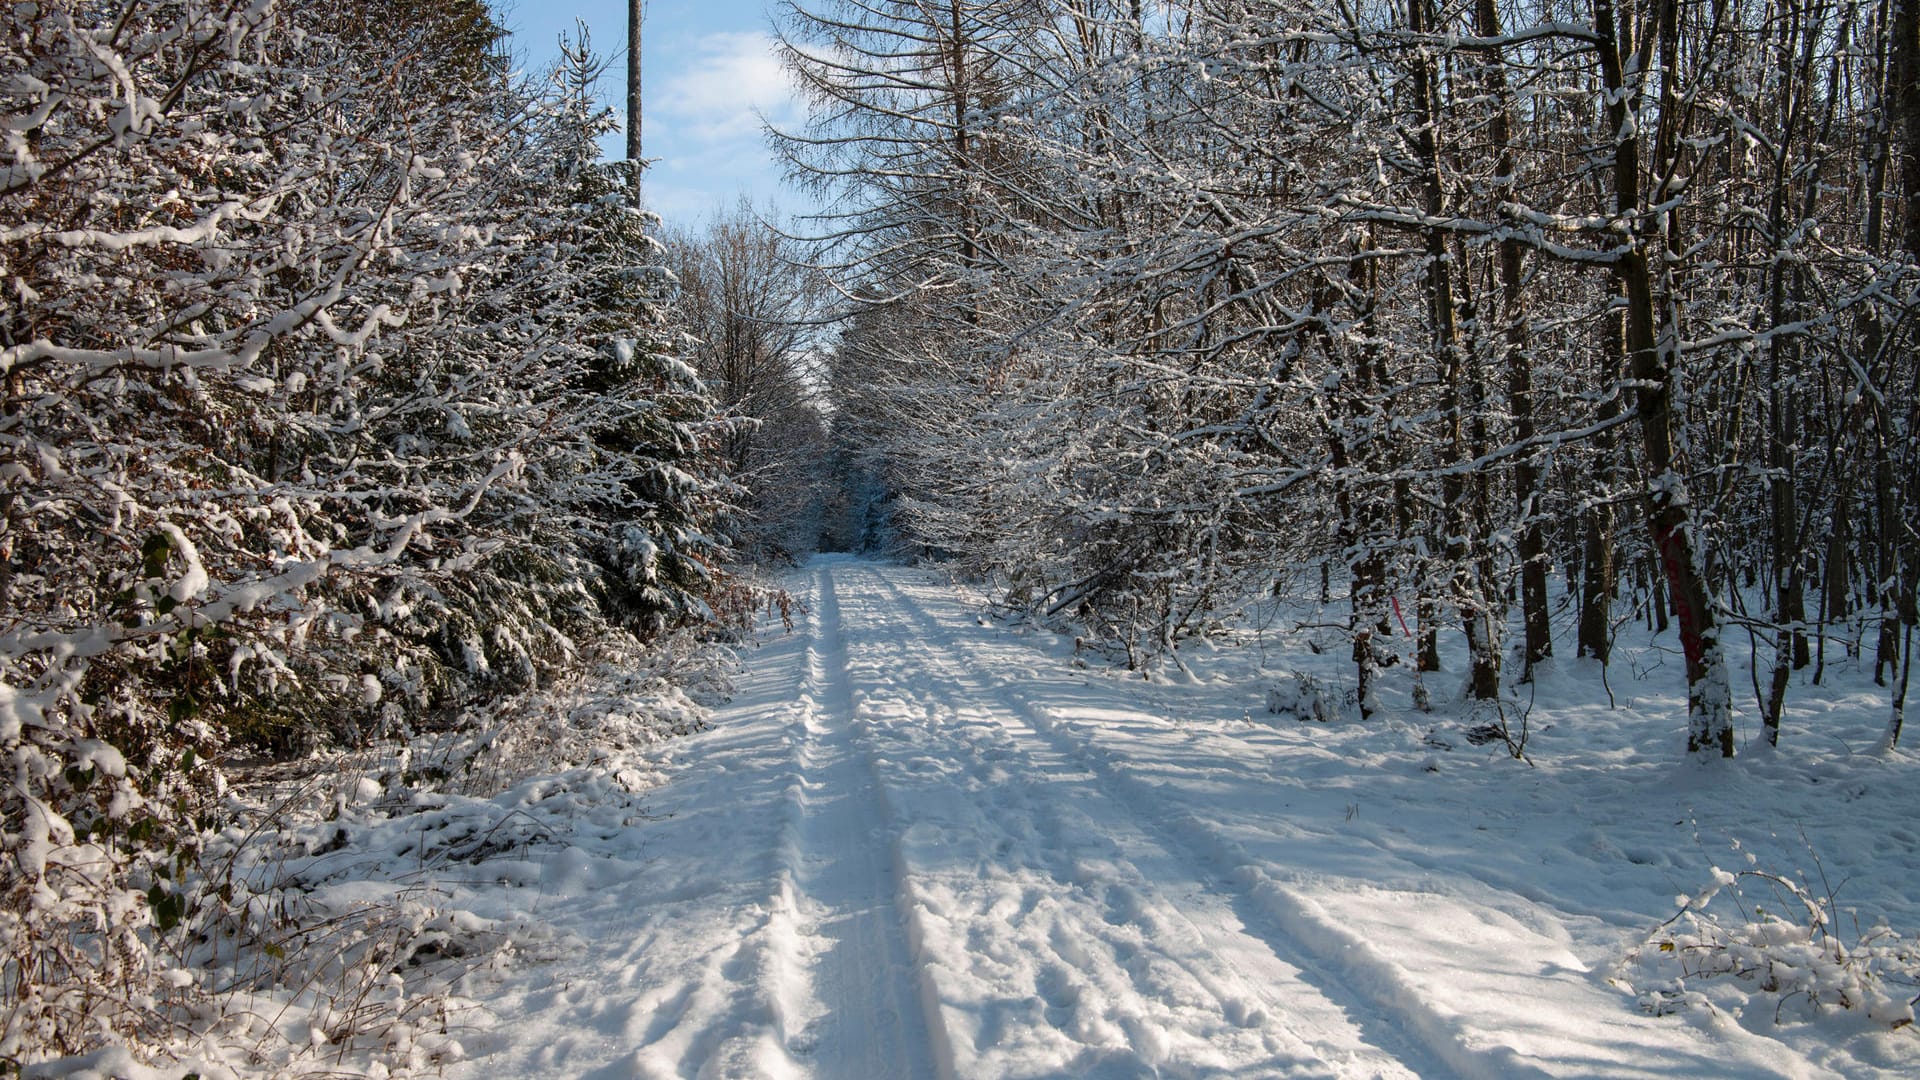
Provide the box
[1330,242,1388,720]
[1879,0,1919,732]
[627,0,642,204]
[1593,0,1735,755]
[1412,0,1499,701]
[1579,283,1624,662]
[1476,0,1551,677]
[1762,0,1822,744]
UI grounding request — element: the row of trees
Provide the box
[667,203,839,560]
[667,198,912,562]
[0,0,752,1059]
[777,0,1919,754]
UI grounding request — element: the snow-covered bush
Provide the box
[435,631,727,800]
[1266,671,1339,723]
[1621,865,1919,1027]
[0,2,733,1068]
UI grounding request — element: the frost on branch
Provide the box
[0,1,733,1069]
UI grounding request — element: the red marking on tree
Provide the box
[1656,521,1706,669]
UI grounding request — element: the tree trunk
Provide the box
[1329,240,1387,720]
[1818,493,1851,677]
[627,0,642,204]
[1877,0,1919,715]
[1579,283,1625,662]
[1475,0,1551,678]
[1594,0,1735,755]
[1412,0,1499,701]
[1762,0,1821,744]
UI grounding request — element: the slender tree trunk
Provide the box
[1339,456,1382,721]
[1874,436,1907,685]
[1836,0,1892,686]
[1642,552,1668,632]
[1580,284,1625,662]
[1409,479,1439,676]
[1818,494,1851,677]
[627,0,642,204]
[1877,0,1919,715]
[1594,0,1735,755]
[1889,623,1911,749]
[1762,0,1820,745]
[1475,0,1551,677]
[1900,0,1920,250]
[1329,240,1386,720]
[1580,290,1626,662]
[1412,0,1499,701]
[948,0,979,273]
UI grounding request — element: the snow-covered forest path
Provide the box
[805,559,1428,1079]
[449,556,1869,1079]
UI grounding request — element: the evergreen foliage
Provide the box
[0,2,732,1062]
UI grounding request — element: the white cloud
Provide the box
[643,134,816,227]
[656,31,801,143]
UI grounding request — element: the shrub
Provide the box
[1622,864,1918,1027]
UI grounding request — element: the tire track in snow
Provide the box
[841,562,1438,1079]
[860,565,1506,1078]
[773,561,943,1080]
[836,573,1225,1076]
[455,587,830,1077]
[859,565,1799,1080]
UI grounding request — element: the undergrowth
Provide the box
[3,632,728,1078]
[1620,857,1919,1029]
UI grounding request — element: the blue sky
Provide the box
[493,1,807,225]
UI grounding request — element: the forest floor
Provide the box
[434,555,1917,1079]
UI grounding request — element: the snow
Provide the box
[158,522,209,604]
[429,556,1915,1078]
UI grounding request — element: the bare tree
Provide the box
[667,203,833,560]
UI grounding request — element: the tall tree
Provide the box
[0,5,733,1057]
[1590,0,1735,755]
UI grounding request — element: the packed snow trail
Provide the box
[449,556,1860,1079]
[831,562,1437,1079]
[777,562,937,1078]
